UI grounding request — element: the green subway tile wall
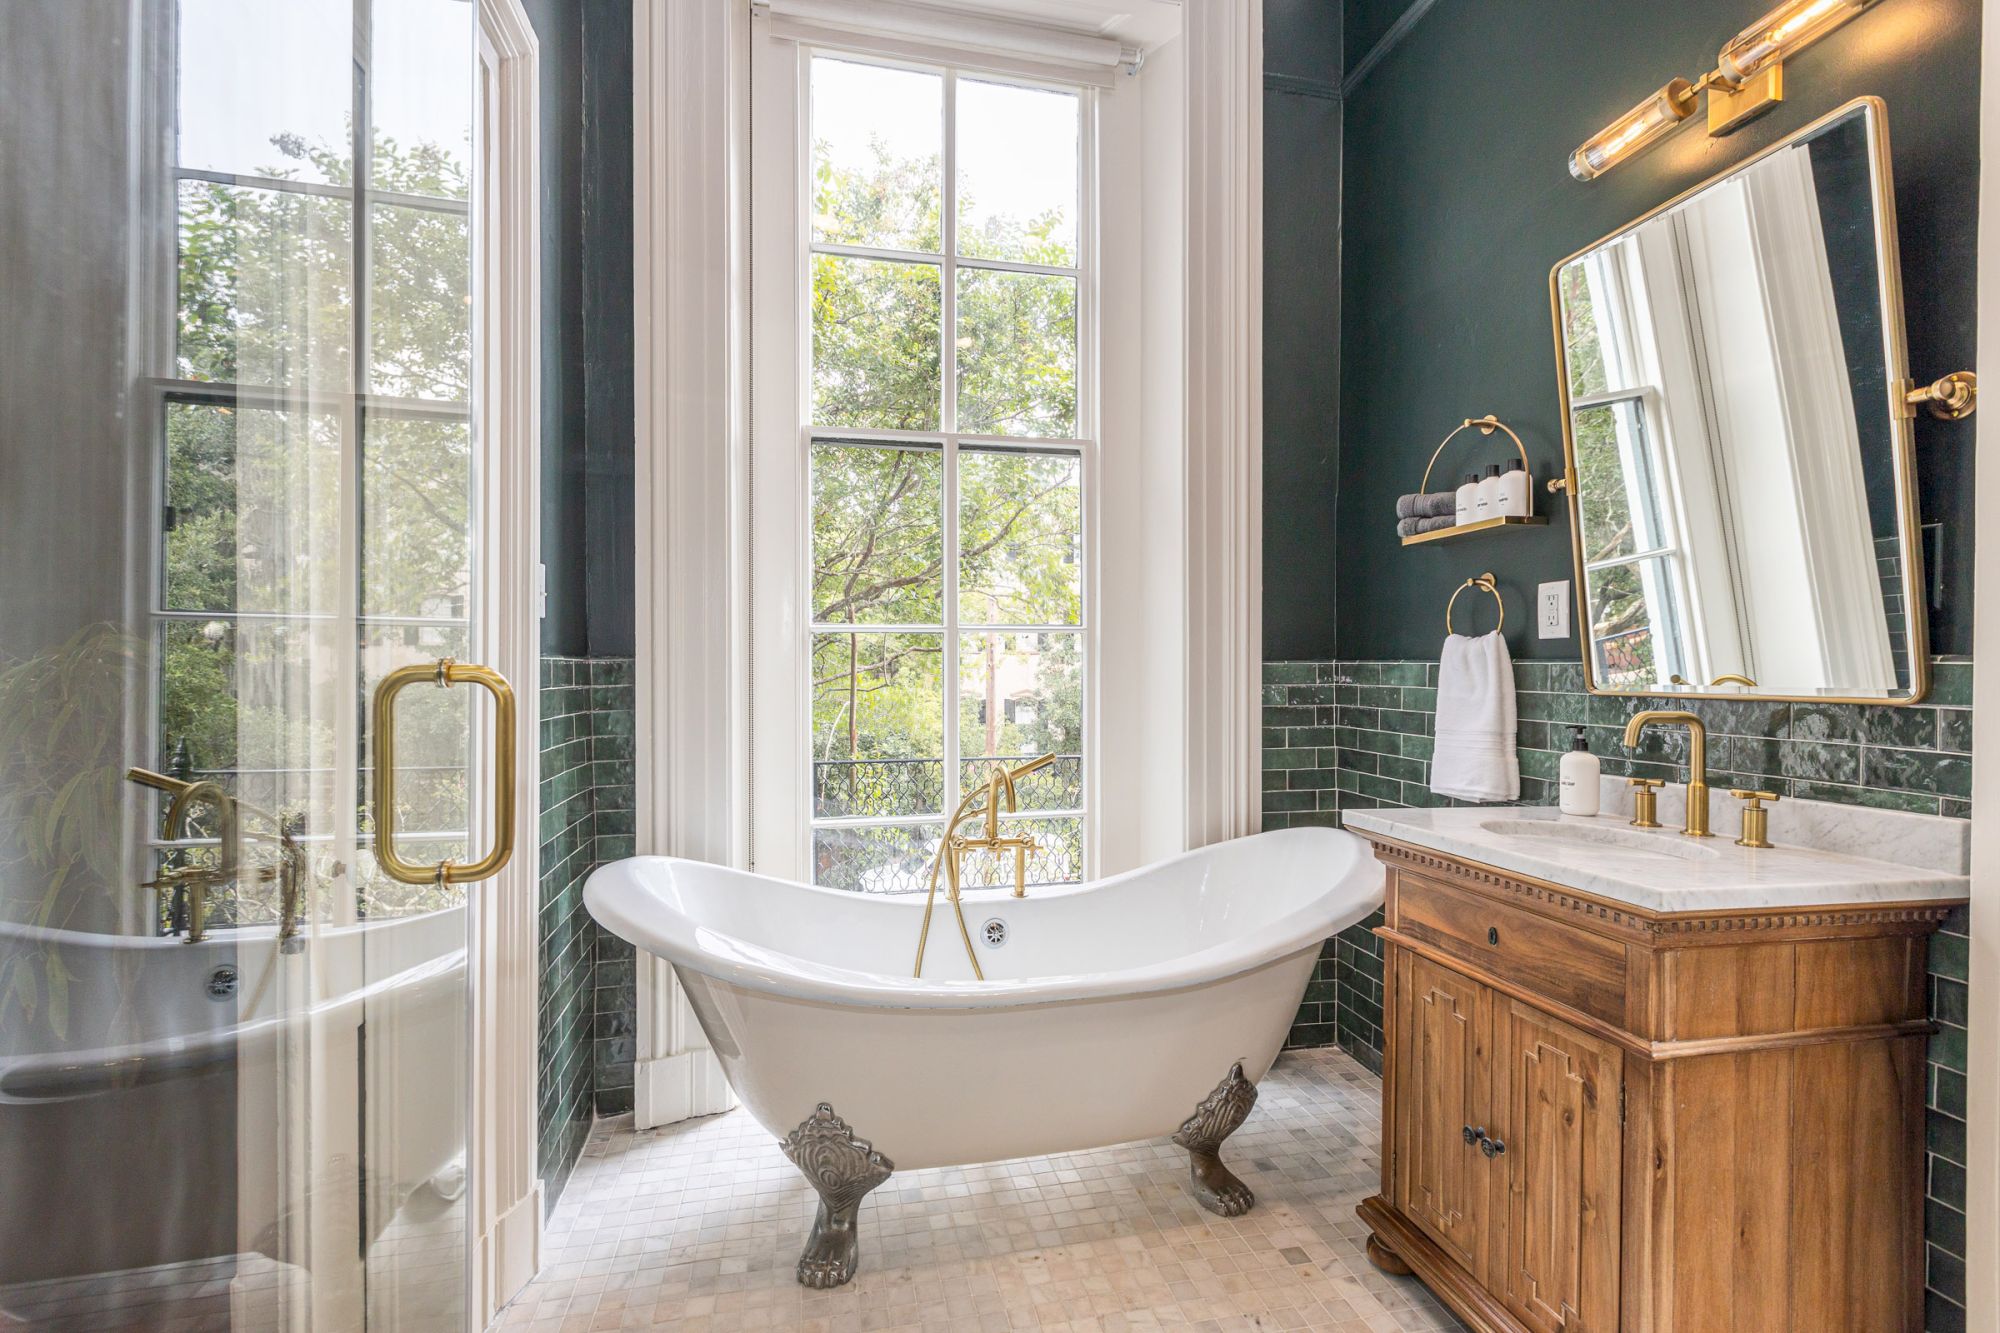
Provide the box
[589,659,637,1117]
[1263,656,1972,1328]
[536,656,637,1213]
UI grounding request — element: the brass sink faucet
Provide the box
[1621,710,1712,837]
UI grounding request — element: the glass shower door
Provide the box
[0,1,485,1327]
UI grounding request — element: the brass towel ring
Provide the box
[1418,415,1533,495]
[1446,573,1504,635]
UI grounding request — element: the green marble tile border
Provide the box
[536,656,640,1215]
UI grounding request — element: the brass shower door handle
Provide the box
[371,659,517,885]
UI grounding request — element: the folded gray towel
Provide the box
[1396,490,1458,520]
[1397,515,1457,538]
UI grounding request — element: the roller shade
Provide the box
[755,0,1145,87]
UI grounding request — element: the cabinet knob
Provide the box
[1479,1135,1507,1159]
[1462,1124,1482,1145]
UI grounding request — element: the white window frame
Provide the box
[779,50,1099,889]
[641,0,1262,1130]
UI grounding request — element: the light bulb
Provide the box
[1718,0,1873,84]
[1569,80,1697,182]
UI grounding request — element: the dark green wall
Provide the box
[1263,0,1344,659]
[528,0,636,659]
[1343,0,1423,78]
[582,0,636,658]
[1336,0,1980,662]
[526,0,589,657]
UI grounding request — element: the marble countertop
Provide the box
[1342,799,1969,913]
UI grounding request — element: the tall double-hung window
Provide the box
[155,0,475,927]
[803,54,1090,894]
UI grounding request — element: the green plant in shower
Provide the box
[0,623,145,1041]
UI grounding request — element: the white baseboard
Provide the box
[635,1048,737,1129]
[478,1183,542,1328]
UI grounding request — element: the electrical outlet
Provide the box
[1538,580,1571,639]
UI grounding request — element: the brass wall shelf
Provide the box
[1400,514,1548,547]
[1407,414,1542,545]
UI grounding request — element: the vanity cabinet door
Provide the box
[1493,996,1622,1333]
[1392,951,1492,1282]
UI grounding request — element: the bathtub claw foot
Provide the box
[1173,1062,1259,1217]
[781,1103,894,1289]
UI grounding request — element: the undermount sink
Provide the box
[1476,818,1722,862]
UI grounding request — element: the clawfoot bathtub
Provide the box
[585,825,1383,1288]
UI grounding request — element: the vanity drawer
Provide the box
[1391,871,1628,1026]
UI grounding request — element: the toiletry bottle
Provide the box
[1474,463,1502,520]
[1498,458,1529,517]
[1455,472,1479,526]
[1558,726,1600,816]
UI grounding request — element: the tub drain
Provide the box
[980,918,1008,948]
[206,965,240,1001]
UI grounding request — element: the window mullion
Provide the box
[940,68,961,820]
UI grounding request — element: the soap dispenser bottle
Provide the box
[1455,472,1479,526]
[1474,463,1502,519]
[1497,458,1530,517]
[1559,726,1600,816]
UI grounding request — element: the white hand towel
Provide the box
[1430,631,1519,803]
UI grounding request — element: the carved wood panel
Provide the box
[1392,952,1490,1281]
[1495,997,1621,1333]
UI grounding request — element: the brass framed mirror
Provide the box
[1549,97,1930,704]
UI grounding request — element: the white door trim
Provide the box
[470,0,544,1324]
[630,0,744,1129]
[1965,0,1998,1319]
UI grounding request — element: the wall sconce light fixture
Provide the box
[1570,0,1875,180]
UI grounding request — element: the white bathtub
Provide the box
[586,826,1382,1172]
[0,909,465,1289]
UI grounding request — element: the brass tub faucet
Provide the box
[128,767,306,948]
[1622,711,1712,837]
[912,754,1058,980]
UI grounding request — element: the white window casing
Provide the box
[635,0,1262,1113]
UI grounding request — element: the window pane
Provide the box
[178,180,353,388]
[368,203,471,400]
[164,401,342,614]
[958,448,1081,625]
[812,443,943,626]
[1557,262,1609,400]
[1572,399,1670,565]
[362,415,471,619]
[957,79,1077,266]
[361,620,472,854]
[811,57,942,253]
[958,632,1082,804]
[1588,559,1662,692]
[811,633,944,818]
[812,255,942,430]
[955,815,1082,888]
[177,0,352,184]
[371,0,473,200]
[955,268,1075,437]
[157,617,341,823]
[813,823,942,894]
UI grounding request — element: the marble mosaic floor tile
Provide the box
[512,1048,1467,1332]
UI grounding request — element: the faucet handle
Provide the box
[1627,777,1664,829]
[1729,789,1780,849]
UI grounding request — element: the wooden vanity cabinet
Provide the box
[1355,835,1955,1333]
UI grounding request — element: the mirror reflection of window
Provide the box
[1556,103,1911,699]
